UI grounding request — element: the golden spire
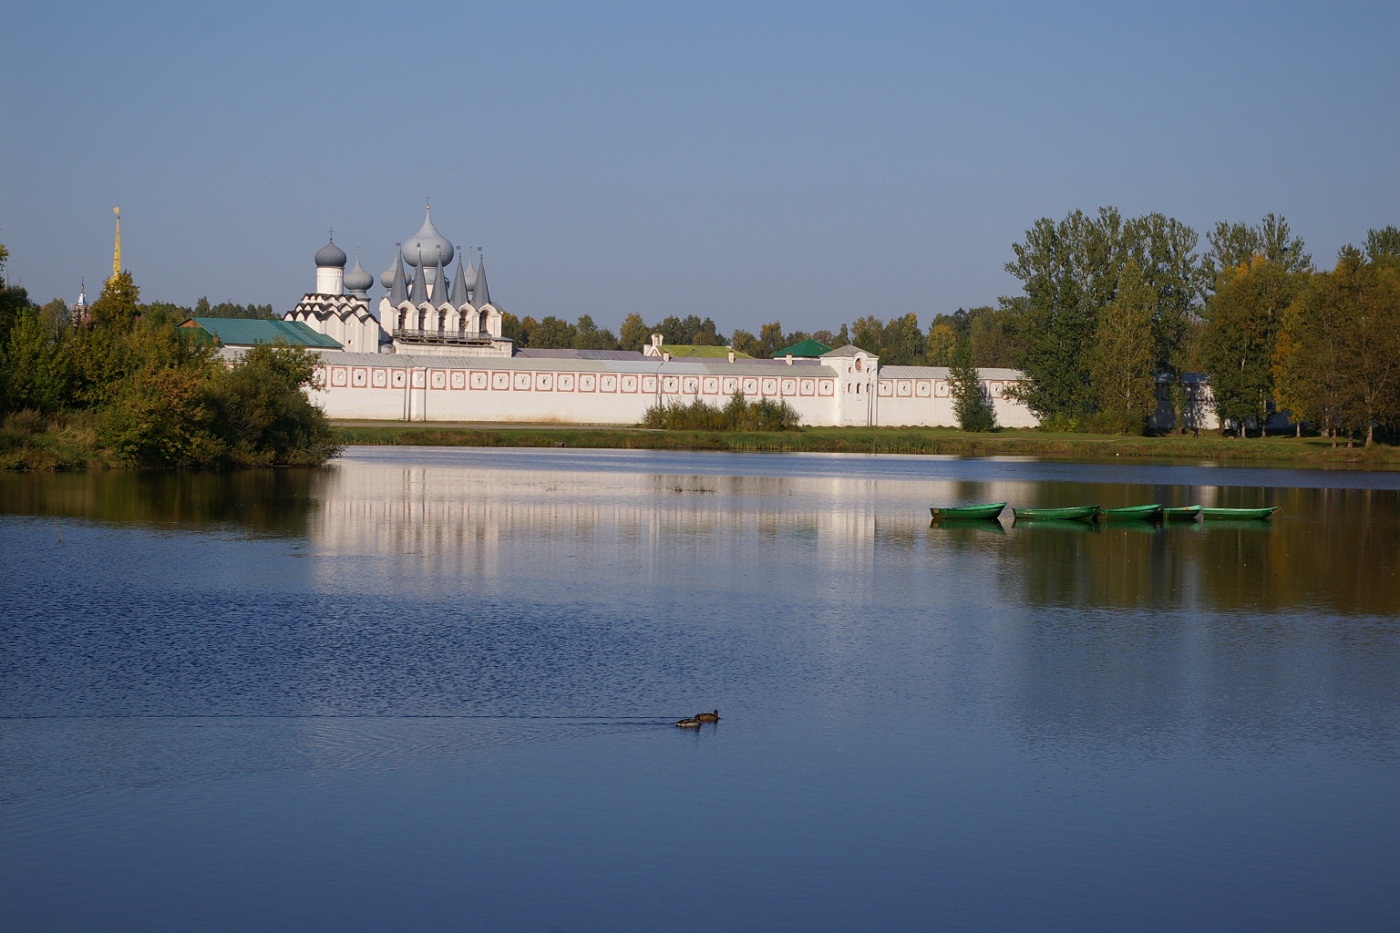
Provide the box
[111,206,122,281]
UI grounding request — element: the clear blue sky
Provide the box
[4,1,1397,336]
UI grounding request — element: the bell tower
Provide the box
[110,206,122,282]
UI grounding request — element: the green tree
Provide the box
[1126,213,1205,427]
[925,320,958,366]
[1199,257,1302,436]
[69,306,211,409]
[1003,209,1124,424]
[1365,225,1400,265]
[208,345,340,466]
[684,315,724,346]
[811,324,850,348]
[509,315,539,347]
[203,300,276,320]
[1088,259,1158,433]
[881,312,925,364]
[1344,254,1400,444]
[1274,258,1351,441]
[756,321,786,358]
[38,297,71,332]
[0,242,36,349]
[573,314,619,350]
[655,315,687,345]
[100,363,223,468]
[529,315,577,349]
[1203,213,1312,282]
[499,311,524,344]
[851,315,884,357]
[729,329,759,357]
[88,271,142,331]
[2,304,72,413]
[967,305,1025,368]
[619,312,651,352]
[949,341,996,431]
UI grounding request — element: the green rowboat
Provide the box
[1200,506,1278,520]
[1099,504,1163,522]
[1162,505,1202,521]
[1012,505,1100,523]
[930,502,1006,521]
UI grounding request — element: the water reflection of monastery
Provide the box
[279,206,1039,428]
[311,455,878,591]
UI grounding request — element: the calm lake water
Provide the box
[2,448,1398,932]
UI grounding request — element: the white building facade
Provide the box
[285,208,1040,429]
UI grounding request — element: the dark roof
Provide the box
[182,317,342,349]
[776,338,834,358]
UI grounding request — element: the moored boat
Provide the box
[1200,506,1278,520]
[1098,504,1163,522]
[930,502,1006,521]
[1012,505,1100,523]
[1162,505,1202,521]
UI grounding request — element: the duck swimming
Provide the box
[695,710,720,722]
[675,717,702,728]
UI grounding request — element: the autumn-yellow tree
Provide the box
[1274,252,1353,442]
[1345,255,1400,444]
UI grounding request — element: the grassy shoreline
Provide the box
[331,421,1400,470]
[8,418,1397,471]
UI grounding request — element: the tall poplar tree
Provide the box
[1199,257,1302,435]
[1202,214,1312,282]
[1088,259,1158,433]
[1126,213,1205,428]
[1004,207,1133,425]
[881,312,926,364]
[1345,254,1400,444]
[1275,254,1353,441]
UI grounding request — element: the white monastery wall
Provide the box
[311,353,848,425]
[873,366,1039,428]
[309,351,1041,428]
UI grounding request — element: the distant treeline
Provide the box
[1001,210,1400,443]
[0,257,338,470]
[501,210,1400,444]
[5,209,1398,449]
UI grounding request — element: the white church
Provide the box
[281,205,1039,428]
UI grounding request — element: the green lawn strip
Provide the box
[330,422,1400,469]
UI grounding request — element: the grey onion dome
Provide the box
[315,237,347,268]
[344,254,373,293]
[402,206,454,268]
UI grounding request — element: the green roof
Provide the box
[776,338,833,358]
[183,317,342,349]
[658,344,753,358]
